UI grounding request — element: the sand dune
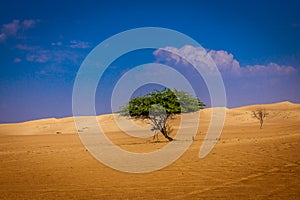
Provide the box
[0,101,299,199]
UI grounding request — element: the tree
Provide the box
[119,88,205,141]
[252,109,269,129]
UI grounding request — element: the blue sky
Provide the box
[0,0,300,122]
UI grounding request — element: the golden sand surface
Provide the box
[0,102,299,199]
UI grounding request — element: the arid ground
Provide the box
[0,102,299,199]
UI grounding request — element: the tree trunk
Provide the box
[260,119,263,129]
[160,127,173,141]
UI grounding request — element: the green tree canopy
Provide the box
[119,88,205,141]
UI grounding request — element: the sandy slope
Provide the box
[0,102,299,199]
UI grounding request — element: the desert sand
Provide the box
[0,101,299,199]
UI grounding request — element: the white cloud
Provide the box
[154,45,300,107]
[154,45,218,76]
[0,19,39,42]
[69,40,90,49]
[154,45,297,77]
[26,50,51,63]
[208,50,297,77]
[242,62,297,76]
[15,44,38,51]
[51,41,63,46]
[15,42,83,65]
[208,50,241,76]
[22,19,39,29]
[2,20,20,36]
